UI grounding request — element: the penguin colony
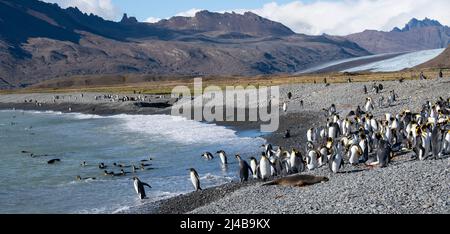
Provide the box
[186,89,449,193]
[13,85,450,200]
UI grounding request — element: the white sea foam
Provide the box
[344,48,446,72]
[114,114,264,145]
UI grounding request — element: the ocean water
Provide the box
[0,110,265,214]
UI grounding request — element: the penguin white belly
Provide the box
[133,180,139,195]
[219,153,226,165]
[349,147,359,164]
[190,173,198,190]
[260,160,271,179]
[250,161,258,178]
[320,129,327,139]
[328,127,336,139]
[444,133,450,152]
[371,120,378,132]
[307,151,318,170]
[307,130,313,142]
[365,102,371,111]
[331,159,340,173]
[319,149,328,166]
[422,134,431,159]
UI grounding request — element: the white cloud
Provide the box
[145,17,161,23]
[45,0,121,21]
[175,8,204,17]
[240,0,450,35]
[149,0,450,35]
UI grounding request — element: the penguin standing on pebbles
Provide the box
[235,155,252,182]
[250,157,259,179]
[189,168,202,191]
[365,97,374,112]
[259,153,272,180]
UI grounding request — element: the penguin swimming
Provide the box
[76,176,96,181]
[216,150,228,166]
[189,168,202,191]
[47,159,61,164]
[133,177,152,199]
[98,163,107,169]
[235,155,252,182]
[201,152,214,160]
[80,161,87,167]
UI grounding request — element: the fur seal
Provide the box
[262,174,329,187]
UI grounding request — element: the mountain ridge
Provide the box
[0,0,370,89]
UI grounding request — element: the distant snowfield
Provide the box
[344,48,446,72]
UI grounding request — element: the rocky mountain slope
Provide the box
[346,18,449,54]
[0,0,369,89]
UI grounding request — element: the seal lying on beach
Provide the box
[262,174,329,187]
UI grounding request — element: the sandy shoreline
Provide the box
[1,78,449,214]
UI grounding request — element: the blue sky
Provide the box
[45,0,450,35]
[113,0,313,21]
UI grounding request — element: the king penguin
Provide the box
[201,152,214,160]
[259,153,272,180]
[189,168,202,191]
[133,177,152,200]
[216,150,228,166]
[250,157,259,179]
[330,141,345,173]
[235,155,252,182]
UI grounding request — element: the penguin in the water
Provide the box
[189,168,202,191]
[76,176,96,181]
[47,159,61,164]
[235,155,252,182]
[133,177,152,200]
[98,163,107,169]
[216,150,228,166]
[201,152,214,160]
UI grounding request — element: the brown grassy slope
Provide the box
[2,69,447,95]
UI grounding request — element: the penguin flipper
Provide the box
[142,182,152,188]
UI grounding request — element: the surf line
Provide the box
[171,78,280,132]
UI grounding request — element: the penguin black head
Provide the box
[76,176,82,181]
[235,154,241,160]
